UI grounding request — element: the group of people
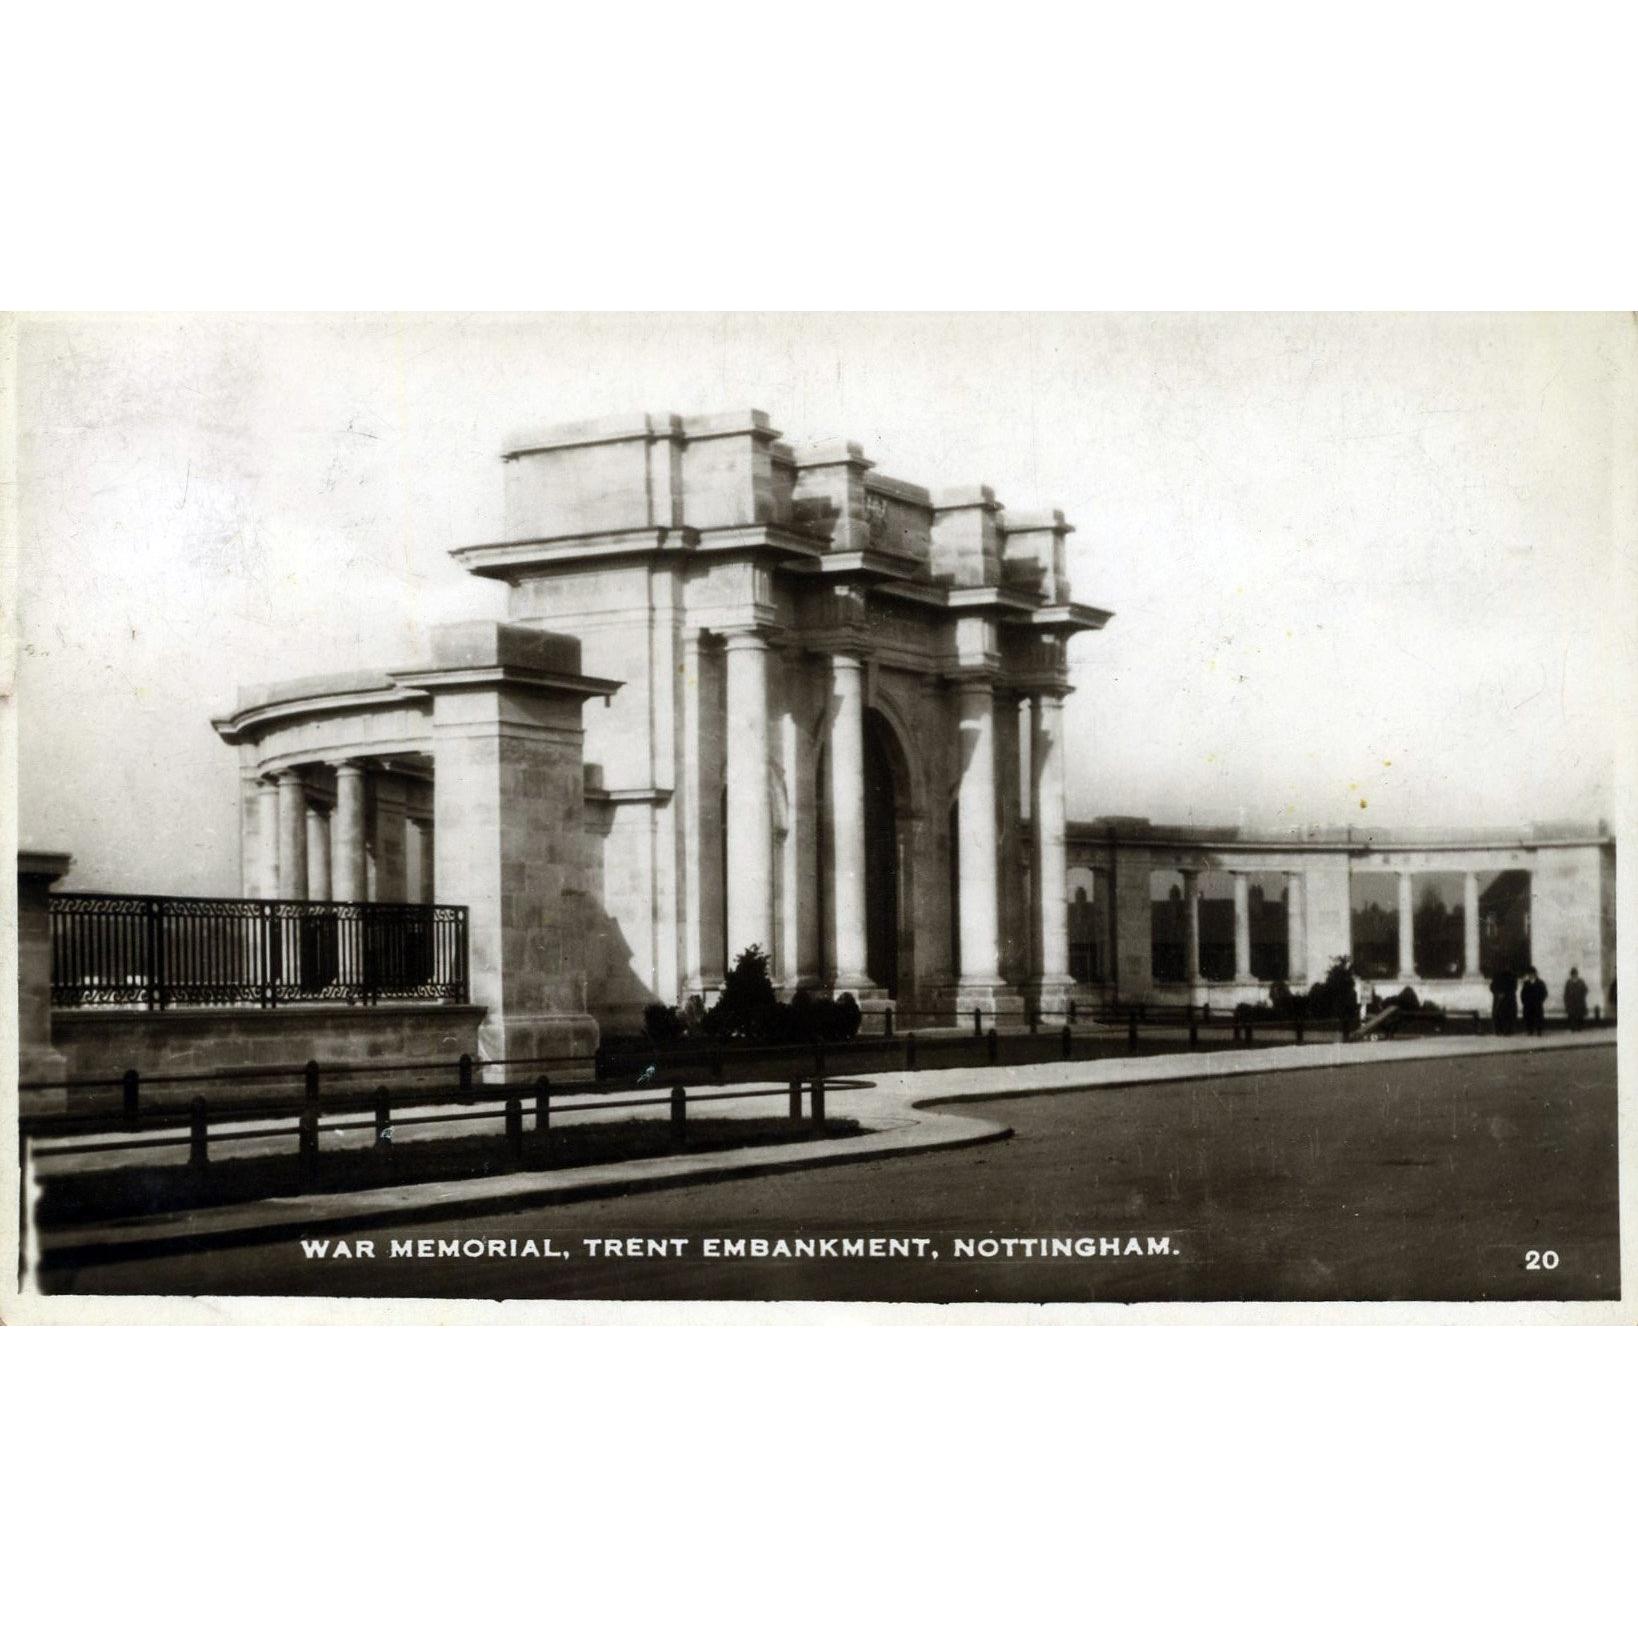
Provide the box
[1489,966,1592,1036]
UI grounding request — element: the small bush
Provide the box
[643,1002,686,1045]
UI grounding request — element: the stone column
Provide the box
[409,817,436,903]
[256,780,281,899]
[1286,872,1306,983]
[1398,870,1416,980]
[368,774,408,903]
[276,770,308,901]
[332,762,368,902]
[1183,869,1202,985]
[17,851,72,1110]
[403,621,612,1077]
[1233,872,1251,980]
[954,677,1003,994]
[1027,692,1072,1008]
[723,629,773,967]
[1463,871,1481,977]
[826,651,871,991]
[306,804,332,902]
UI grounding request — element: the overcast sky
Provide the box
[14,312,1630,894]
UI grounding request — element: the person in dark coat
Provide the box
[1563,968,1589,1030]
[1520,968,1548,1036]
[1490,969,1518,1036]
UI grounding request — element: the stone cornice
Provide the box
[389,664,621,700]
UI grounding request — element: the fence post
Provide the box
[303,1059,320,1110]
[986,1027,999,1065]
[261,902,276,1009]
[1068,997,1078,1024]
[670,1085,687,1149]
[906,1032,918,1073]
[788,1077,802,1124]
[505,1097,523,1160]
[1061,1023,1073,1060]
[145,896,162,1012]
[1295,1015,1305,1045]
[1244,1019,1254,1046]
[122,1068,140,1130]
[972,1007,982,1037]
[298,1106,319,1182]
[189,1096,208,1170]
[884,1006,894,1039]
[1188,1007,1199,1051]
[811,1073,826,1128]
[374,1087,390,1144]
[814,1043,826,1084]
[1127,1009,1138,1047]
[534,1076,551,1133]
[458,1052,474,1096]
[713,1048,724,1084]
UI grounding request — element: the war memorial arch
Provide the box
[22,408,1618,1090]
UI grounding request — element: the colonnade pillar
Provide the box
[723,630,774,965]
[1398,870,1416,981]
[953,677,1004,1002]
[1233,872,1251,981]
[1026,692,1071,1009]
[1463,871,1481,977]
[255,781,281,899]
[1183,869,1202,985]
[1286,872,1306,983]
[306,805,332,901]
[826,651,871,992]
[276,770,308,901]
[332,761,368,902]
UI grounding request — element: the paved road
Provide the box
[43,1045,1619,1303]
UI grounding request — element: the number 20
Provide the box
[1525,1249,1560,1270]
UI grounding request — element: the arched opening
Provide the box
[863,710,902,995]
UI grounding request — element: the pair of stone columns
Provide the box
[1393,869,1482,980]
[257,763,433,903]
[951,679,1071,1007]
[1180,870,1306,985]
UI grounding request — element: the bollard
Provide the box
[1244,1019,1254,1046]
[298,1106,318,1180]
[671,1084,687,1148]
[122,1068,140,1130]
[505,1097,523,1160]
[189,1096,209,1170]
[535,1076,551,1133]
[1061,1023,1073,1060]
[1027,1002,1038,1035]
[1295,1015,1305,1045]
[814,1043,827,1084]
[713,1048,724,1084]
[906,1032,918,1072]
[1127,1009,1138,1047]
[811,1074,826,1128]
[458,1052,474,1095]
[788,1077,802,1123]
[374,1087,390,1144]
[972,1007,983,1038]
[986,1027,999,1065]
[1188,1008,1199,1051]
[884,1006,894,1039]
[303,1059,320,1109]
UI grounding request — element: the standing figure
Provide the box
[1563,968,1589,1030]
[1520,967,1547,1036]
[1490,968,1518,1036]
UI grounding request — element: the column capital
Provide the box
[721,625,773,653]
[276,766,305,787]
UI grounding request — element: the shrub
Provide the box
[1305,957,1359,1027]
[643,1002,686,1045]
[702,945,780,1040]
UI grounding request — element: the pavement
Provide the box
[27,1029,1613,1271]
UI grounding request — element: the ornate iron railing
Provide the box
[49,893,469,1010]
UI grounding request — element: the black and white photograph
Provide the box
[4,311,1629,1313]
